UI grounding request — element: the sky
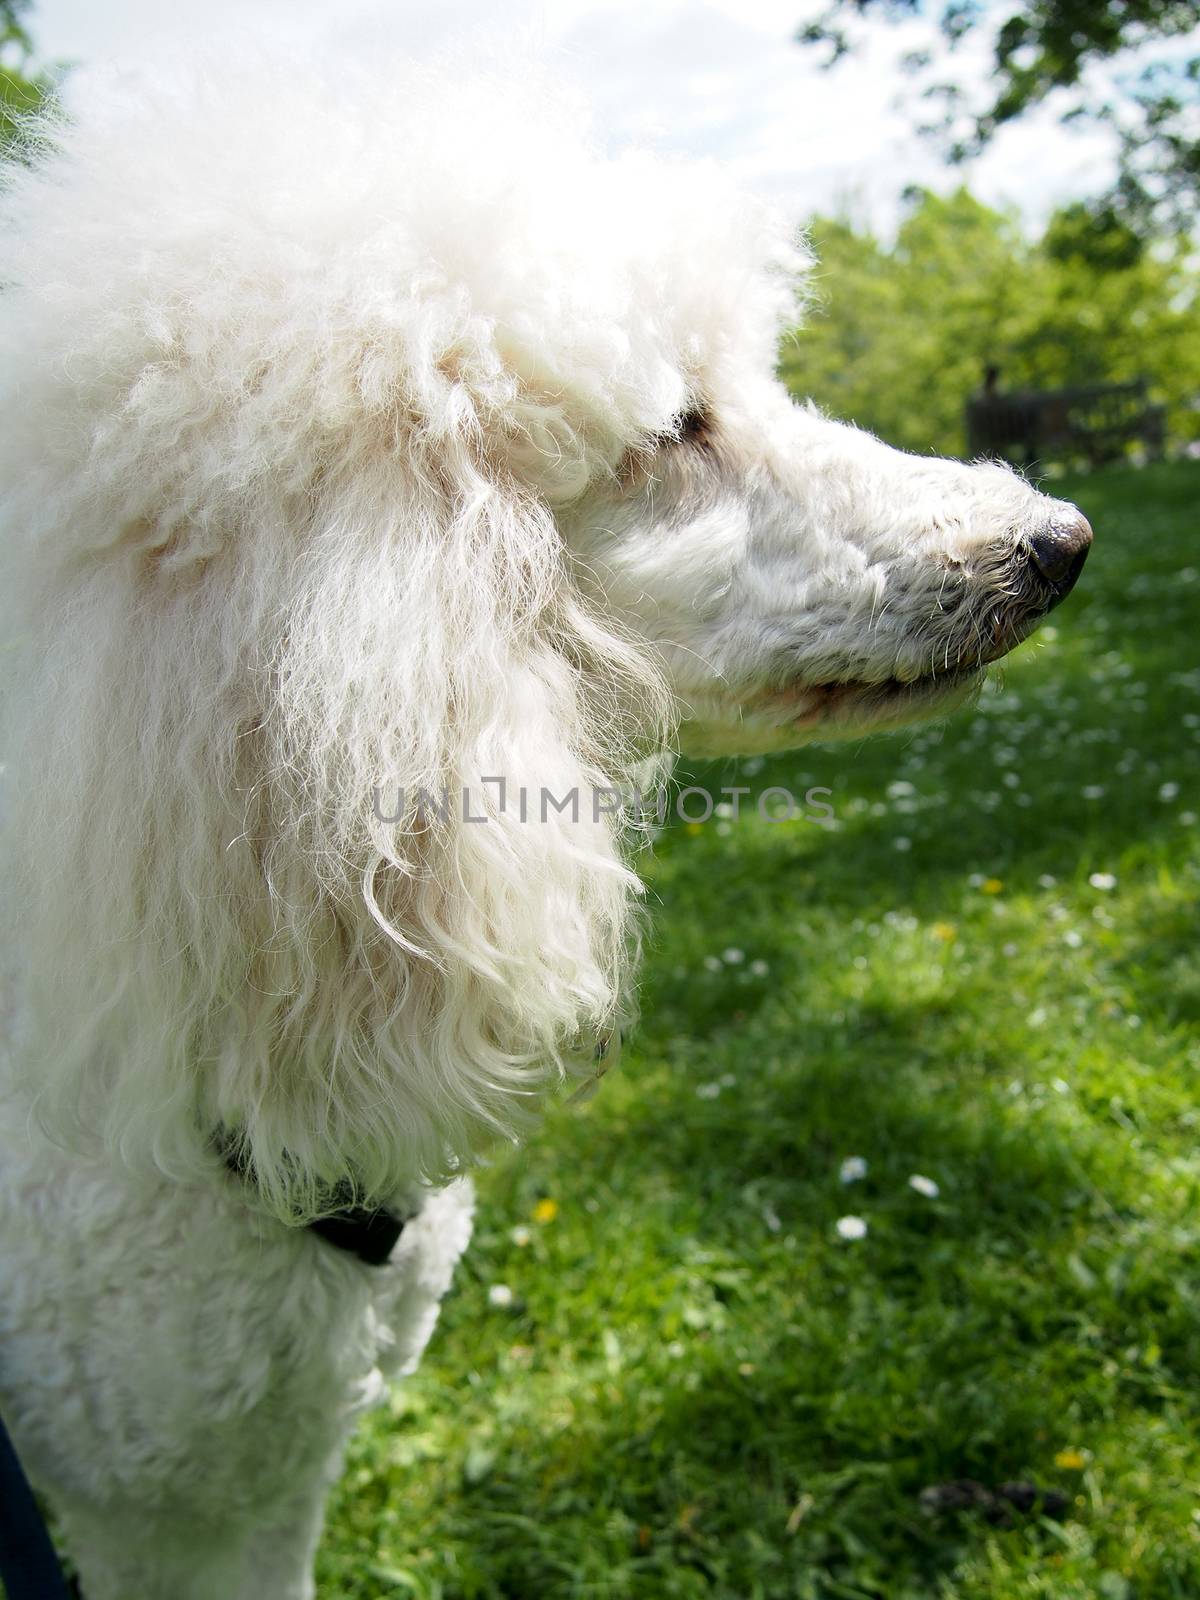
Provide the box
[24,0,1177,236]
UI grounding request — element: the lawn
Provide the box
[318,460,1200,1600]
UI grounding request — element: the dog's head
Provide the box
[0,53,1089,1214]
[287,64,1087,764]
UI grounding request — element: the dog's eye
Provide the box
[634,404,714,470]
[676,405,712,445]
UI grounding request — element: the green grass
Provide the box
[318,461,1200,1600]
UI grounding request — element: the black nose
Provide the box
[1028,510,1092,606]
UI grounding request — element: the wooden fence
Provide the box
[966,375,1166,469]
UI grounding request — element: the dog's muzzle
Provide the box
[1025,509,1092,612]
[969,507,1092,667]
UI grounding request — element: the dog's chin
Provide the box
[678,666,985,757]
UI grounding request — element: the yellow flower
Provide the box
[931,921,957,942]
[982,878,1004,894]
[1054,1447,1086,1470]
[533,1198,559,1225]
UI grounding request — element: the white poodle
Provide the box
[0,50,1090,1600]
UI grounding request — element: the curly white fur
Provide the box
[0,46,1087,1600]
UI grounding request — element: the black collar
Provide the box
[220,1141,409,1267]
[305,1198,408,1267]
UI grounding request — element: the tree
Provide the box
[796,1,1200,235]
[1,0,52,154]
[0,0,31,53]
[781,187,1200,458]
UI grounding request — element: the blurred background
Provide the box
[5,4,1199,1597]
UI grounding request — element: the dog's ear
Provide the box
[9,408,668,1221]
[234,441,672,1216]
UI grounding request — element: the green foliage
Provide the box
[0,0,32,56]
[0,58,47,151]
[315,462,1200,1597]
[0,1,52,155]
[797,2,1200,234]
[781,188,1200,457]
